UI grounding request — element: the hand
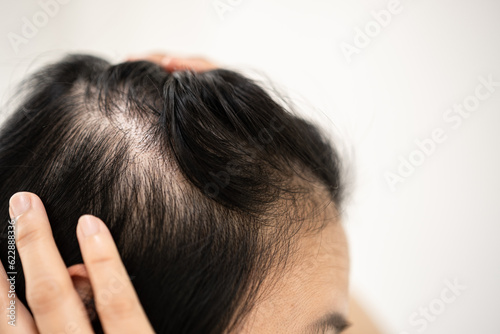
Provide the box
[127,52,218,72]
[0,192,155,334]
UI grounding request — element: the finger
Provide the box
[162,57,218,72]
[0,254,38,334]
[127,53,169,64]
[127,53,218,72]
[10,192,93,334]
[76,215,154,334]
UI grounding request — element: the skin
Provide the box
[237,204,351,334]
[345,297,383,334]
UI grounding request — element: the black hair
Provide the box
[0,54,344,333]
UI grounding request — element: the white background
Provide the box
[1,0,499,333]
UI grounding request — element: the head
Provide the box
[0,54,349,333]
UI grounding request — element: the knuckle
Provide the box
[87,252,116,267]
[26,277,68,313]
[95,291,137,319]
[15,216,45,250]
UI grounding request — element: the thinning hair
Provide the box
[0,54,344,333]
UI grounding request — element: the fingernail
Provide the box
[80,215,100,237]
[9,193,31,218]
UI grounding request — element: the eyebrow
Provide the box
[308,312,351,334]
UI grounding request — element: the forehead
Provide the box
[239,208,350,333]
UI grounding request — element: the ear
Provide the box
[68,263,97,322]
